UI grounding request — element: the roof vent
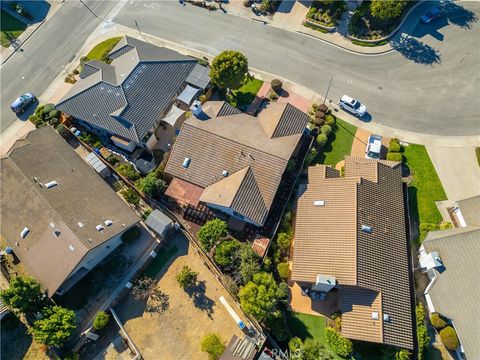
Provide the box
[182,157,191,168]
[314,200,325,206]
[383,314,390,322]
[20,227,29,239]
[96,225,104,231]
[105,219,113,226]
[371,312,379,320]
[45,181,58,189]
[69,245,75,252]
[362,225,372,234]
[222,170,229,177]
[78,222,84,228]
[190,100,202,116]
[53,230,61,237]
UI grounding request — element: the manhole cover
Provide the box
[347,80,352,84]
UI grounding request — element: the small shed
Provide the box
[177,85,200,106]
[145,209,174,238]
[85,152,111,178]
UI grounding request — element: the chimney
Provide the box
[190,100,202,117]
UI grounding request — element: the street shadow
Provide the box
[186,280,216,319]
[392,37,441,65]
[277,88,290,98]
[359,112,372,123]
[441,1,478,29]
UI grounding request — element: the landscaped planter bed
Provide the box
[305,0,347,28]
[348,0,417,41]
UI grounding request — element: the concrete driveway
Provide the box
[427,146,480,201]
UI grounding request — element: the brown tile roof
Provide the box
[341,286,383,344]
[251,236,270,258]
[258,102,310,139]
[0,127,139,294]
[291,156,414,349]
[164,177,204,207]
[165,101,308,225]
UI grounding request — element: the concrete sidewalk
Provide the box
[427,146,480,201]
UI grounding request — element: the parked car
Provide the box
[339,95,367,117]
[11,93,36,114]
[365,134,382,160]
[421,6,441,24]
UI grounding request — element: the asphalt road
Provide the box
[0,0,117,132]
[113,0,480,136]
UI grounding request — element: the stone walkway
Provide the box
[246,81,271,115]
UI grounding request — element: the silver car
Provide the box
[339,95,367,117]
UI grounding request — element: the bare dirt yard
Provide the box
[114,232,245,360]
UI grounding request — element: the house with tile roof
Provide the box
[0,127,139,296]
[291,157,415,350]
[56,36,210,153]
[418,195,479,359]
[164,100,310,227]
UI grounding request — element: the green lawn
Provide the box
[476,147,480,167]
[285,312,340,359]
[86,36,122,62]
[1,10,27,47]
[227,77,264,109]
[316,118,358,166]
[403,144,447,226]
[143,245,179,278]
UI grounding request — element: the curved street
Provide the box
[112,0,480,136]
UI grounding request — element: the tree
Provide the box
[93,311,110,331]
[276,232,292,251]
[214,240,241,267]
[198,219,228,251]
[383,347,411,360]
[135,172,165,196]
[201,333,225,360]
[324,327,353,357]
[176,266,198,289]
[276,262,289,280]
[132,276,156,301]
[439,326,459,350]
[277,281,289,306]
[117,163,141,181]
[238,245,261,284]
[370,0,406,20]
[289,337,333,360]
[30,306,77,347]
[210,50,248,92]
[121,188,140,205]
[266,311,288,341]
[0,276,43,314]
[239,272,278,321]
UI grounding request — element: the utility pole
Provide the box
[323,75,334,105]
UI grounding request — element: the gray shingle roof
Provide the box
[186,63,211,89]
[0,127,139,294]
[456,195,480,227]
[423,227,480,360]
[57,36,208,142]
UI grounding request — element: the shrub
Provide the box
[315,110,325,119]
[29,114,44,127]
[314,116,325,126]
[325,327,353,357]
[324,114,336,127]
[269,92,278,101]
[243,0,252,7]
[266,312,288,341]
[276,262,289,280]
[271,79,282,92]
[176,265,198,289]
[386,152,403,162]
[49,117,60,128]
[389,141,401,153]
[239,273,278,321]
[320,124,332,137]
[57,124,70,139]
[121,188,140,205]
[72,69,80,75]
[276,232,292,251]
[117,163,141,181]
[49,109,60,119]
[439,326,459,350]
[316,133,328,147]
[201,333,225,360]
[198,219,228,251]
[107,155,119,165]
[389,137,400,147]
[135,172,162,196]
[439,221,453,230]
[304,147,318,167]
[43,103,55,114]
[318,103,328,113]
[430,313,447,329]
[121,226,141,243]
[93,311,110,331]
